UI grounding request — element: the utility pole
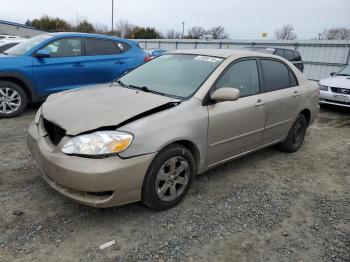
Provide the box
[181,21,185,38]
[111,0,114,35]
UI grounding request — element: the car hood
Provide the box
[41,84,180,135]
[319,76,350,89]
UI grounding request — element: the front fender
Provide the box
[118,98,208,173]
[0,71,39,102]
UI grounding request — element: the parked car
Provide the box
[0,34,20,40]
[0,38,26,54]
[147,49,167,58]
[27,50,319,210]
[319,65,350,107]
[244,46,304,72]
[0,32,149,118]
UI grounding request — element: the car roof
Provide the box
[171,49,281,59]
[45,32,136,44]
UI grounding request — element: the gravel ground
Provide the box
[0,104,349,262]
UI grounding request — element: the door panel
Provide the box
[33,37,86,94]
[261,87,300,144]
[207,95,266,166]
[85,54,130,84]
[259,59,301,145]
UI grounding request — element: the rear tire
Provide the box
[142,144,195,211]
[279,114,307,153]
[0,81,27,118]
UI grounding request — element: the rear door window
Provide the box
[85,38,121,56]
[261,59,294,92]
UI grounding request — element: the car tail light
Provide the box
[144,56,152,62]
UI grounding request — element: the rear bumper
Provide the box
[27,120,156,208]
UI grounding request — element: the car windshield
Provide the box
[337,65,350,76]
[6,34,52,55]
[118,54,223,98]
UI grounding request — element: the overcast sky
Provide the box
[1,0,350,39]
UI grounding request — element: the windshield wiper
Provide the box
[2,52,8,55]
[114,80,128,88]
[335,73,350,76]
[129,84,166,96]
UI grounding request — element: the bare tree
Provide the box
[115,19,136,38]
[322,28,350,40]
[166,29,182,39]
[275,24,297,40]
[187,26,206,39]
[207,26,229,39]
[94,23,109,34]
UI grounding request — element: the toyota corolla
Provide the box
[27,50,319,210]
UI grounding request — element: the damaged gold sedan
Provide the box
[27,50,319,210]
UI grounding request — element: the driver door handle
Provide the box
[255,99,265,107]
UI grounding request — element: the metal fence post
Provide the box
[175,41,178,49]
[219,41,222,49]
[194,42,197,49]
[144,41,147,50]
[346,41,350,64]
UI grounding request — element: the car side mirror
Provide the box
[330,72,336,76]
[34,49,50,58]
[210,87,240,102]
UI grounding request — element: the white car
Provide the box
[0,35,20,40]
[319,65,350,107]
[0,39,26,54]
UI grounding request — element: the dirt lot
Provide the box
[0,105,349,262]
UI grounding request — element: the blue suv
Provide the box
[0,33,147,117]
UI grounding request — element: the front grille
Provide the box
[330,87,350,94]
[43,118,66,145]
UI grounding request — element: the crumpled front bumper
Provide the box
[27,120,156,208]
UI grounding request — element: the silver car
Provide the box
[27,50,319,210]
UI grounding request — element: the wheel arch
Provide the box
[299,108,311,126]
[158,139,201,174]
[0,73,37,102]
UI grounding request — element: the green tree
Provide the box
[31,15,71,32]
[75,20,94,33]
[131,27,161,39]
[24,19,32,26]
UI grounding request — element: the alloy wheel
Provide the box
[155,156,190,202]
[0,87,21,114]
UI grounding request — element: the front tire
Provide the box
[279,114,307,153]
[142,144,195,211]
[0,81,27,118]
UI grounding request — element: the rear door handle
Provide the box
[293,91,300,97]
[255,99,265,107]
[115,61,126,64]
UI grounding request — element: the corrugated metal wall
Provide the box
[138,39,350,81]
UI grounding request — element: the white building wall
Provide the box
[0,23,44,38]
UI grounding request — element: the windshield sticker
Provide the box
[194,56,223,63]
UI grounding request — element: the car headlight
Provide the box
[319,84,329,91]
[62,131,133,156]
